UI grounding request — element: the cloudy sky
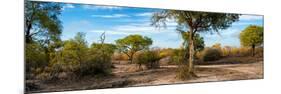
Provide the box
[60,3,263,48]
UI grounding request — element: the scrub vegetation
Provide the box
[25,1,263,93]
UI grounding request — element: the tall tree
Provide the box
[178,30,205,61]
[25,1,63,70]
[115,35,153,64]
[239,25,263,56]
[151,10,239,79]
[179,31,205,53]
[25,1,62,43]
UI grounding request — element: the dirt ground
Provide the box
[29,60,263,93]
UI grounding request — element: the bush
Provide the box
[25,43,48,74]
[25,42,50,80]
[79,53,112,76]
[201,48,222,61]
[112,53,128,61]
[40,42,114,79]
[170,49,185,65]
[78,44,113,77]
[135,50,161,69]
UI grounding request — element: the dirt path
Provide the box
[31,61,263,93]
[116,61,263,86]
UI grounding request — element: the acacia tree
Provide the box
[151,10,239,79]
[115,35,153,64]
[239,25,263,56]
[25,1,62,72]
[25,1,62,43]
[180,31,205,56]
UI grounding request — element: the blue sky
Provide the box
[60,3,263,48]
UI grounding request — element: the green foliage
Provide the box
[80,47,112,76]
[61,32,113,77]
[171,48,185,65]
[80,42,116,76]
[151,10,240,79]
[201,48,222,61]
[159,48,174,58]
[25,1,64,81]
[135,49,161,69]
[240,25,263,47]
[61,32,88,66]
[91,43,116,55]
[25,1,62,43]
[115,34,153,64]
[151,10,240,33]
[27,32,116,81]
[25,42,48,73]
[240,25,263,56]
[180,32,205,52]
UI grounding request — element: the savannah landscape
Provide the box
[25,1,263,93]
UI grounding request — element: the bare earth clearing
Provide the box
[32,60,263,93]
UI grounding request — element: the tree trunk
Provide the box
[252,44,255,57]
[25,23,32,43]
[129,52,134,64]
[138,63,142,70]
[188,31,195,76]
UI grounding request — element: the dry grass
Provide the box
[197,56,263,65]
[26,56,263,93]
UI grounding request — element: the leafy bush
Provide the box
[79,47,113,76]
[201,48,222,61]
[32,32,116,80]
[25,42,49,80]
[170,49,185,65]
[135,50,161,69]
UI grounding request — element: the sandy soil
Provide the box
[30,61,263,93]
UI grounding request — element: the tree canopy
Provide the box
[240,25,263,56]
[180,32,205,52]
[151,10,240,79]
[91,43,117,55]
[25,1,62,43]
[61,32,88,65]
[115,34,153,63]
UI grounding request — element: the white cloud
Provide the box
[232,22,252,26]
[114,22,177,33]
[90,30,129,35]
[65,4,75,8]
[83,5,122,10]
[62,4,75,10]
[91,14,129,18]
[239,15,263,21]
[135,12,154,17]
[89,21,177,35]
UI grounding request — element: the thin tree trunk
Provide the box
[252,44,255,57]
[25,23,32,43]
[187,26,197,78]
[188,32,195,75]
[129,52,134,64]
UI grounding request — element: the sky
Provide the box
[60,3,263,48]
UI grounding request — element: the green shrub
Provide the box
[170,49,185,65]
[201,48,222,61]
[25,42,49,80]
[79,52,112,76]
[135,50,161,69]
[78,44,113,76]
[25,43,48,73]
